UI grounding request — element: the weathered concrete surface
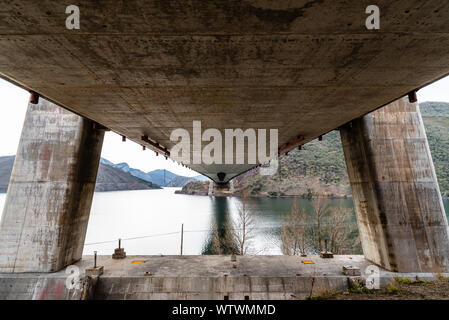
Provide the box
[1,1,449,181]
[340,97,449,273]
[0,98,104,273]
[80,276,99,300]
[0,274,83,300]
[1,255,446,300]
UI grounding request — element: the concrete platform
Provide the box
[1,255,447,300]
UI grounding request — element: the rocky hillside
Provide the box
[175,180,210,196]
[165,175,198,187]
[420,102,449,197]
[0,156,160,193]
[179,102,449,198]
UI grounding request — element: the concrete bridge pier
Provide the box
[0,96,105,273]
[340,96,449,272]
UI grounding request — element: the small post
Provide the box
[408,90,418,103]
[180,223,184,255]
[112,238,126,259]
[86,250,104,276]
[320,239,333,258]
[301,237,306,257]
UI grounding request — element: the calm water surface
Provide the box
[0,189,448,255]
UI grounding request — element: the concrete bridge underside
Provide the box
[1,1,449,277]
[1,0,449,181]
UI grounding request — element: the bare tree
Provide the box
[323,206,360,254]
[309,197,330,252]
[232,189,256,255]
[280,199,307,255]
[278,197,361,256]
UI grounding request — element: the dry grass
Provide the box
[318,277,449,300]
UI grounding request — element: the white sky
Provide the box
[0,78,197,176]
[0,76,448,175]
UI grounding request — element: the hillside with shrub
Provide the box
[179,102,449,198]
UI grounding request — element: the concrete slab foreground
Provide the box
[1,255,447,300]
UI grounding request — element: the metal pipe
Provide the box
[408,90,418,103]
[29,91,39,104]
[94,251,97,268]
[278,135,304,154]
[92,122,109,131]
[141,135,170,156]
[180,224,184,255]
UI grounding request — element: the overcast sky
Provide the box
[1,76,448,175]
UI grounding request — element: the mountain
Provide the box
[165,175,198,187]
[0,156,14,193]
[99,158,114,166]
[101,158,209,187]
[0,156,160,193]
[193,175,210,181]
[146,169,178,186]
[113,162,131,172]
[101,159,173,186]
[180,102,449,198]
[95,162,160,191]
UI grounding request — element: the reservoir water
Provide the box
[0,189,448,255]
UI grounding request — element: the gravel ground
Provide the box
[317,276,449,300]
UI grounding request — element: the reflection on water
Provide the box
[0,191,448,255]
[202,197,239,255]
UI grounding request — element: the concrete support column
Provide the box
[340,96,449,272]
[0,97,104,272]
